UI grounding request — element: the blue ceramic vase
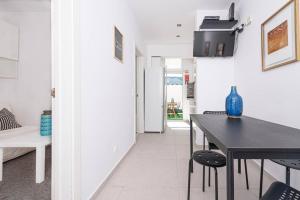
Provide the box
[40,114,52,136]
[226,86,243,118]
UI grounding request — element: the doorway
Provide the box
[165,58,196,128]
[166,73,184,120]
[0,1,53,199]
[165,58,183,121]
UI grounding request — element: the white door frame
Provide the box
[51,0,81,199]
[134,48,144,134]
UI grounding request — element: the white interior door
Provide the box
[145,57,164,132]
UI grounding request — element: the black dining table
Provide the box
[189,114,300,200]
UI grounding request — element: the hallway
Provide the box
[96,122,275,200]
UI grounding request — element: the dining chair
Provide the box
[259,159,300,198]
[261,181,300,200]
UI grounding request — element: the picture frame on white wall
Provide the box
[0,58,18,79]
[296,0,300,60]
[261,0,298,71]
[113,26,123,63]
[0,20,19,78]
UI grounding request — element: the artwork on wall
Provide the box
[114,26,123,63]
[261,0,299,71]
[296,0,300,59]
[0,20,19,78]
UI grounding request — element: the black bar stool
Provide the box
[188,150,226,200]
[259,159,300,198]
[261,181,300,200]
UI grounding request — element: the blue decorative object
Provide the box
[226,86,243,118]
[40,113,52,136]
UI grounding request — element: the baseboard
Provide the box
[89,141,136,200]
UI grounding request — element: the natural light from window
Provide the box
[165,58,182,69]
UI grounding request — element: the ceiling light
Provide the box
[177,24,182,27]
[176,35,181,38]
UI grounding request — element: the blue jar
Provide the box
[40,114,52,136]
[225,86,243,118]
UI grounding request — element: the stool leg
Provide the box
[238,159,241,174]
[187,159,192,200]
[214,168,218,200]
[208,145,211,187]
[202,132,206,192]
[202,165,206,192]
[286,167,290,186]
[208,167,211,187]
[203,132,206,150]
[259,159,264,198]
[244,159,249,190]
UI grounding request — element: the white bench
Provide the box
[0,127,51,183]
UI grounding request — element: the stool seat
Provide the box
[193,150,226,168]
[262,182,300,200]
[271,159,300,170]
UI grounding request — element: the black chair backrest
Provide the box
[203,111,226,150]
[262,182,300,200]
[203,111,226,115]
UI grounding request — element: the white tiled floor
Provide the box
[95,122,275,200]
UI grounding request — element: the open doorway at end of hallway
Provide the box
[165,58,196,123]
[166,72,184,121]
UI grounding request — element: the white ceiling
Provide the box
[127,0,233,44]
[0,0,50,12]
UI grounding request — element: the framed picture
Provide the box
[261,0,298,71]
[296,0,300,59]
[114,26,123,63]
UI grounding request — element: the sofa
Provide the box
[0,103,36,162]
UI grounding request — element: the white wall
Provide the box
[80,0,145,198]
[235,0,300,188]
[195,10,235,145]
[196,58,234,113]
[146,43,193,68]
[0,10,51,126]
[195,58,234,144]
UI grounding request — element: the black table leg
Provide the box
[227,151,234,200]
[286,167,290,186]
[190,118,193,173]
[203,131,205,150]
[259,159,264,198]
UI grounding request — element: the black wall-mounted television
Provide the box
[193,31,236,57]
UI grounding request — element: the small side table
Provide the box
[0,128,51,183]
